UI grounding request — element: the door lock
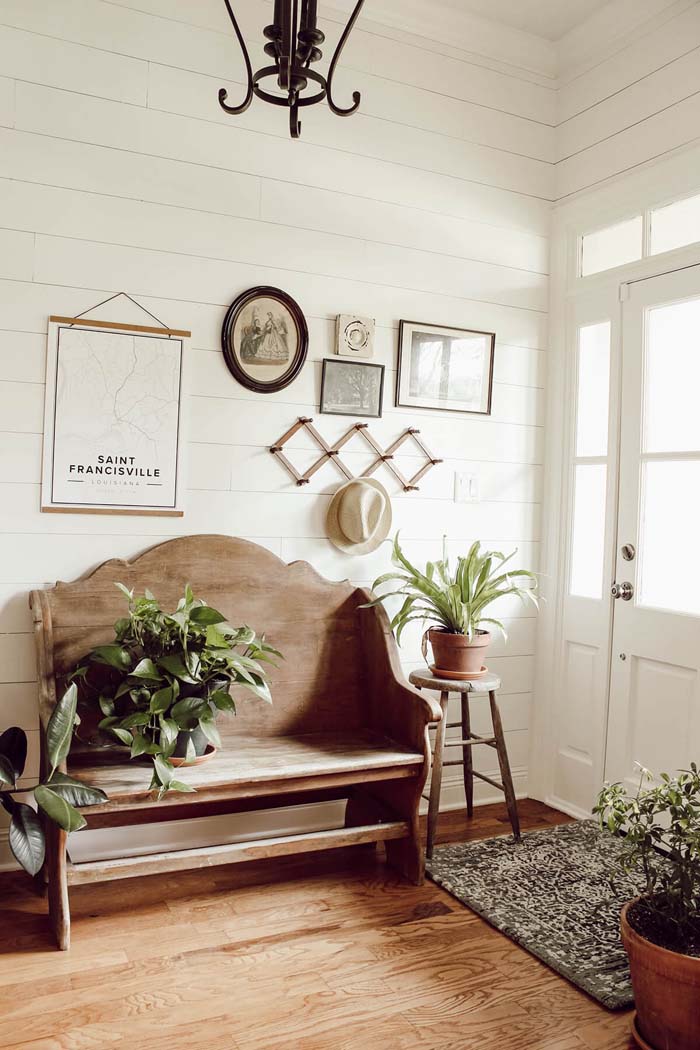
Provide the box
[611,581,634,601]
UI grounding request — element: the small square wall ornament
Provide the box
[336,314,375,359]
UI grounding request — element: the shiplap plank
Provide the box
[0,381,43,433]
[147,64,554,200]
[0,76,14,128]
[0,229,33,281]
[557,46,700,162]
[14,83,552,236]
[557,91,700,198]
[0,585,40,632]
[0,329,44,383]
[0,683,39,729]
[0,180,549,312]
[0,24,148,106]
[0,433,42,483]
[0,634,35,684]
[558,2,700,121]
[31,236,547,348]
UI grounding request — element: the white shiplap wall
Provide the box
[555,0,700,201]
[0,0,554,854]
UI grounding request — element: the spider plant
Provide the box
[365,534,538,644]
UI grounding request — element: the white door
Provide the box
[604,264,700,789]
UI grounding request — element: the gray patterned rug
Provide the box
[426,820,644,1009]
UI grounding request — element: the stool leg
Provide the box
[489,690,521,841]
[460,693,474,819]
[426,691,449,859]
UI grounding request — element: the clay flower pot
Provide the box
[622,900,700,1050]
[428,627,491,677]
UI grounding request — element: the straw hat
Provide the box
[326,477,392,554]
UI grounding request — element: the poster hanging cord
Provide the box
[69,291,171,334]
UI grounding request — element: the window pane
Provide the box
[650,193,700,255]
[581,216,643,276]
[644,298,700,453]
[570,464,607,599]
[576,321,610,456]
[640,460,700,616]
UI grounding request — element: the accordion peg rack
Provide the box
[269,417,443,492]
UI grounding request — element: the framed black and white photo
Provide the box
[41,315,189,516]
[221,285,308,393]
[396,320,495,415]
[320,358,385,418]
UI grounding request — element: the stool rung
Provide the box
[429,721,462,730]
[471,770,504,791]
[444,737,497,748]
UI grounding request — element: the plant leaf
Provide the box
[110,727,133,747]
[149,686,173,714]
[154,754,174,787]
[129,658,162,682]
[158,654,198,684]
[90,645,131,671]
[46,772,107,807]
[34,786,87,832]
[8,803,45,876]
[169,780,196,793]
[0,753,16,788]
[0,727,27,781]
[199,718,221,748]
[46,683,79,777]
[189,605,227,626]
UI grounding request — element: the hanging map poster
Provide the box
[41,317,189,515]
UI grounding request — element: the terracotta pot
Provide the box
[622,900,700,1050]
[427,627,491,676]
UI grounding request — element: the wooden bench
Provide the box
[30,535,441,949]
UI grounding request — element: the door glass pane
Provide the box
[580,216,643,277]
[570,464,607,599]
[576,321,611,456]
[640,460,700,615]
[645,299,700,453]
[650,193,700,255]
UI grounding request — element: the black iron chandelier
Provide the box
[219,0,366,139]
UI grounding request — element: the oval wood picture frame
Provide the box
[221,286,308,393]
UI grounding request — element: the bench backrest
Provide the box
[31,535,372,736]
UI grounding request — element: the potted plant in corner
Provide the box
[595,765,700,1050]
[0,686,106,876]
[69,584,280,797]
[365,534,538,678]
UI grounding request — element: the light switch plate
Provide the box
[454,471,480,503]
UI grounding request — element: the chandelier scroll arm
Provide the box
[218,0,254,115]
[326,0,366,116]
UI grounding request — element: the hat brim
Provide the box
[326,477,393,555]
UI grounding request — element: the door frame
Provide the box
[531,218,700,819]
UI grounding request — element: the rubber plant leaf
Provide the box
[34,786,87,833]
[46,772,108,807]
[8,802,45,876]
[46,683,79,777]
[0,727,27,781]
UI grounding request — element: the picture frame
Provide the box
[41,315,189,516]
[320,358,385,418]
[221,285,308,393]
[396,320,495,415]
[335,314,375,359]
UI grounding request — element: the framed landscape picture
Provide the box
[41,316,189,515]
[221,285,308,393]
[320,358,385,418]
[396,320,495,415]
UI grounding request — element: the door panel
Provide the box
[604,265,700,790]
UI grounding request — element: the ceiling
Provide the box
[440,0,612,41]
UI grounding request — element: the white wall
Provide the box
[555,0,700,202]
[0,0,553,856]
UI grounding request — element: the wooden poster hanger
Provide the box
[50,291,191,338]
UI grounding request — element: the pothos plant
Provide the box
[365,534,538,643]
[69,584,280,797]
[595,764,700,953]
[0,687,106,875]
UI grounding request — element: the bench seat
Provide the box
[68,729,424,812]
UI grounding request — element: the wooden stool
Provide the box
[409,670,521,857]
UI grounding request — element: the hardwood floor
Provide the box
[0,800,635,1050]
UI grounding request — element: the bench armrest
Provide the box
[358,592,442,752]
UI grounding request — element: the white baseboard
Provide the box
[0,768,530,871]
[545,794,592,822]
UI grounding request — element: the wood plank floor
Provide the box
[0,800,635,1050]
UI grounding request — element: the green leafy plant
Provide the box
[595,764,700,953]
[0,687,106,875]
[70,584,280,797]
[364,534,538,644]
